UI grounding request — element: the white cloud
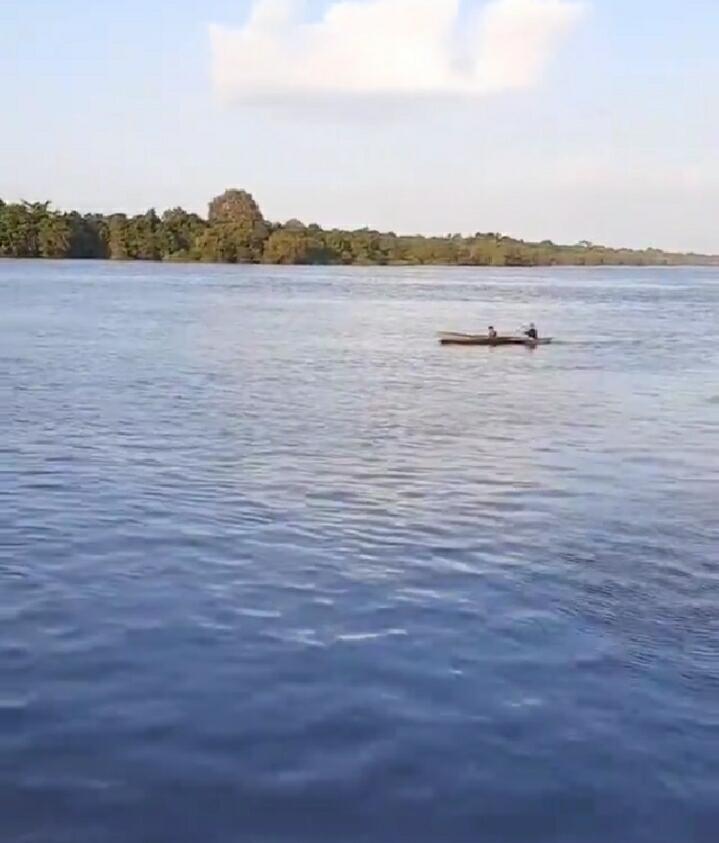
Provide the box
[210,0,586,102]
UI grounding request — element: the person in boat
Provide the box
[524,323,539,340]
[488,326,498,339]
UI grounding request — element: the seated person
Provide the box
[525,323,539,340]
[488,326,498,339]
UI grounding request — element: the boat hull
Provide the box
[438,333,553,347]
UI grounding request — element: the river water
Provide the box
[1,261,718,842]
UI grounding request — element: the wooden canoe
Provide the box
[438,333,553,347]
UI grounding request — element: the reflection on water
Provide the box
[1,261,718,843]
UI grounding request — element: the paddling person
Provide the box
[488,326,498,339]
[524,322,539,340]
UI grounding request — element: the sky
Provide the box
[1,0,718,252]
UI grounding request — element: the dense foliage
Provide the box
[1,191,716,267]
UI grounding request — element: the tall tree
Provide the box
[205,189,269,262]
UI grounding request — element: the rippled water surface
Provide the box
[2,261,718,842]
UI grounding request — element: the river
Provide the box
[2,260,718,842]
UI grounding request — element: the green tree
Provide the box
[38,213,72,258]
[161,208,205,260]
[67,213,108,259]
[204,189,269,263]
[107,214,132,260]
[263,228,336,264]
[0,202,32,257]
[1,188,717,268]
[129,210,162,261]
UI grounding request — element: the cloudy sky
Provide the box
[1,0,717,251]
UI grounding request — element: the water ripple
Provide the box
[1,262,718,843]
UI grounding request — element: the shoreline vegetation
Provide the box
[1,190,717,268]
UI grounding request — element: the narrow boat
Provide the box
[438,332,553,347]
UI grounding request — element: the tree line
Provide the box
[1,190,716,267]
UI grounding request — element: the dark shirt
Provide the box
[526,327,538,340]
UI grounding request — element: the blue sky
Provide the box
[1,0,717,252]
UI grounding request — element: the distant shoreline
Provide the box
[2,189,717,268]
[2,257,717,270]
